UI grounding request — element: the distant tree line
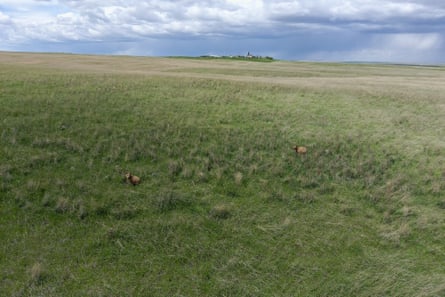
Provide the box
[200,52,274,61]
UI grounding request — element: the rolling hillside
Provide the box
[1,52,444,296]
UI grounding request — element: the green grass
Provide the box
[1,52,445,296]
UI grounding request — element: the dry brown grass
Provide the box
[29,262,46,284]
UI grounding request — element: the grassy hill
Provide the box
[1,52,444,296]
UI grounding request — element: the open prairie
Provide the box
[1,51,444,296]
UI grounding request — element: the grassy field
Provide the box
[1,51,444,296]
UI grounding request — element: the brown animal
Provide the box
[293,145,307,155]
[125,172,141,186]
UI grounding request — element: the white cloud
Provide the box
[388,33,443,51]
[0,11,14,45]
[3,1,445,39]
[306,33,444,64]
[0,11,11,23]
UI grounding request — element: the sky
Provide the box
[1,0,445,64]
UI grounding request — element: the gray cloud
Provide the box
[1,0,445,63]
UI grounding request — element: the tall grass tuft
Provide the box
[153,189,191,213]
[210,204,232,220]
[29,262,47,285]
